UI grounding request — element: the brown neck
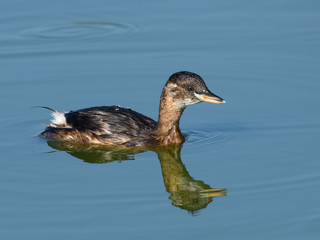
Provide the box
[155,91,186,145]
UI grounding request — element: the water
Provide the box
[1,0,320,239]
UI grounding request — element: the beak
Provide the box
[194,91,225,104]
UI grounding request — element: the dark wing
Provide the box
[65,106,157,141]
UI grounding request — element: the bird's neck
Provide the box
[155,94,186,145]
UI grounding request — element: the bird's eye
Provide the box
[187,86,194,91]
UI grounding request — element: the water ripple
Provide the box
[21,21,135,42]
[184,128,233,149]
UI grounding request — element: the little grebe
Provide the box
[39,71,225,147]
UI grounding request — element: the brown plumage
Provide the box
[39,71,225,147]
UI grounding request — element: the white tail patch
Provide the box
[49,111,67,127]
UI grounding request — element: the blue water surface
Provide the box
[1,1,320,239]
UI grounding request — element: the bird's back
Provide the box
[40,106,157,145]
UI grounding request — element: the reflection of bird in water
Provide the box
[46,141,226,212]
[156,145,226,213]
[47,141,142,163]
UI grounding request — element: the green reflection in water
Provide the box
[47,141,226,213]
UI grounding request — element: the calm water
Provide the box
[1,0,320,239]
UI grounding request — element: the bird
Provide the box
[39,71,225,147]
